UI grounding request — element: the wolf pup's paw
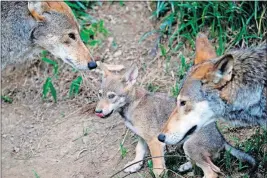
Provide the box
[124,160,143,173]
[178,161,193,172]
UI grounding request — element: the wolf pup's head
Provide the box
[28,2,97,70]
[158,33,234,145]
[95,63,138,118]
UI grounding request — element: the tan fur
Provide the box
[95,64,177,176]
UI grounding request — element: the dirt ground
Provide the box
[1,2,265,178]
[1,2,159,178]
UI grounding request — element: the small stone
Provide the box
[13,147,20,153]
[92,6,98,10]
[113,50,122,57]
[187,171,194,177]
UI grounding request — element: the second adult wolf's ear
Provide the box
[28,2,49,21]
[212,54,234,84]
[194,33,217,65]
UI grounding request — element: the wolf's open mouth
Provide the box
[179,125,197,143]
[96,110,114,118]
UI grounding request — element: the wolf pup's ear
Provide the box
[194,33,217,65]
[212,54,234,84]
[28,2,49,21]
[123,64,138,85]
[98,62,112,78]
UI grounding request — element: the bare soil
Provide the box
[2,2,157,178]
[1,2,265,178]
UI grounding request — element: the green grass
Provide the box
[69,76,83,98]
[214,127,267,177]
[119,143,128,159]
[143,1,266,97]
[32,169,40,178]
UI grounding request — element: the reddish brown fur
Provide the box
[30,2,78,28]
[194,33,217,64]
[190,63,214,80]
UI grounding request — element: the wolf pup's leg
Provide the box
[196,161,220,178]
[147,137,166,177]
[124,137,148,173]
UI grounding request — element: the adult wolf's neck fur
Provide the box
[218,46,266,127]
[1,2,39,69]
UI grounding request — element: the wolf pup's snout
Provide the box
[88,61,97,70]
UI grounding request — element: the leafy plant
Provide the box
[32,169,40,178]
[42,57,58,77]
[69,76,83,97]
[42,77,57,103]
[1,95,13,103]
[119,143,127,158]
[147,159,155,177]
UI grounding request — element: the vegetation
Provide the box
[139,1,267,177]
[141,1,266,97]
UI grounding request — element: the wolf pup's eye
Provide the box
[98,90,103,97]
[68,33,76,40]
[180,100,186,106]
[108,94,116,99]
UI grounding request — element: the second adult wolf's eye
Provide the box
[108,94,116,99]
[68,33,76,40]
[180,101,186,106]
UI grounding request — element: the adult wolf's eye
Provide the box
[108,94,116,99]
[180,101,186,106]
[68,33,76,40]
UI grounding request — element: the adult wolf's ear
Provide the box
[123,63,138,85]
[28,2,49,21]
[212,54,234,84]
[194,33,217,64]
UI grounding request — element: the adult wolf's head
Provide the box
[95,63,139,118]
[158,33,234,144]
[28,2,97,70]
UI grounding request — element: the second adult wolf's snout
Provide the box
[157,133,166,142]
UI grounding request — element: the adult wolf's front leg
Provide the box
[124,138,148,173]
[148,137,166,177]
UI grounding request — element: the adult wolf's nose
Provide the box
[88,61,97,69]
[158,133,166,142]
